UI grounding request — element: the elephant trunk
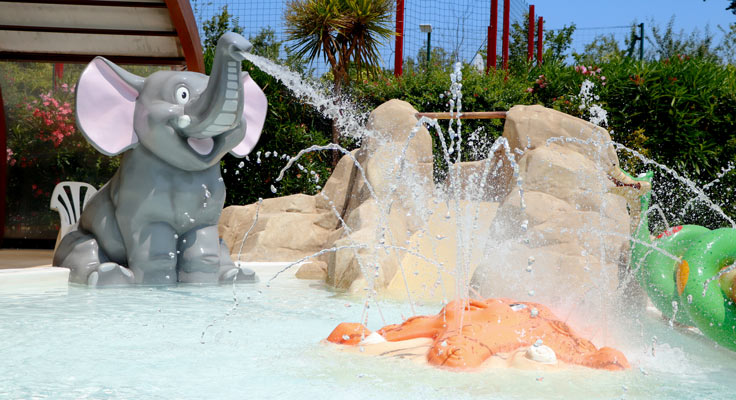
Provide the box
[181,32,252,138]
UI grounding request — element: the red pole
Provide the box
[53,63,64,91]
[537,16,543,65]
[487,0,498,73]
[502,0,510,71]
[527,5,535,63]
[394,0,405,77]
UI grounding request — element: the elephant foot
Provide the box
[220,265,258,283]
[87,263,135,287]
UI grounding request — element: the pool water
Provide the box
[1,268,734,400]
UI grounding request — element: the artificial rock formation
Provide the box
[219,102,632,306]
[471,105,630,325]
[219,99,435,288]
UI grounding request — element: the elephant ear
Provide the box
[76,57,143,156]
[230,73,267,157]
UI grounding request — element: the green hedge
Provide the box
[350,56,736,229]
[220,60,333,206]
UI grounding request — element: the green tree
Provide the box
[572,33,626,65]
[647,17,718,61]
[198,7,333,206]
[507,14,574,74]
[284,0,394,165]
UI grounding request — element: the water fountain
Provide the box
[2,35,735,398]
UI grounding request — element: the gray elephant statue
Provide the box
[53,32,267,286]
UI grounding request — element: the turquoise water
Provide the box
[0,273,734,400]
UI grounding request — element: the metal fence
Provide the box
[191,0,530,74]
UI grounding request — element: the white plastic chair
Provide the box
[50,181,98,242]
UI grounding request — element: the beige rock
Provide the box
[384,199,499,302]
[327,199,410,289]
[219,194,333,262]
[503,104,619,170]
[362,99,433,164]
[518,145,613,212]
[470,105,631,312]
[316,149,359,218]
[441,147,514,202]
[295,261,328,280]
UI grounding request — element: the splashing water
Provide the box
[232,54,736,381]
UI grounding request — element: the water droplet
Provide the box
[238,161,245,168]
[342,334,350,341]
[530,308,539,318]
[270,185,277,193]
[168,252,175,259]
[265,151,271,157]
[528,290,535,296]
[534,339,543,347]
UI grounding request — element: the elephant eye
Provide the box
[175,87,190,105]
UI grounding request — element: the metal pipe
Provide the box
[415,111,507,120]
[394,0,405,76]
[639,22,644,61]
[426,31,431,67]
[527,5,535,63]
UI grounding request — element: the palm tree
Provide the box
[285,0,394,165]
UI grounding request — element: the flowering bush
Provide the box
[26,84,76,147]
[4,71,120,240]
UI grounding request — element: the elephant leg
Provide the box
[124,222,178,285]
[177,225,223,283]
[53,230,134,286]
[218,239,257,283]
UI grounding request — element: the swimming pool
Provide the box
[1,265,733,400]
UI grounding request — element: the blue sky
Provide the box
[196,0,736,72]
[536,0,734,37]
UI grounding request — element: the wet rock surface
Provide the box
[219,102,631,303]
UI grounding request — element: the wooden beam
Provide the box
[0,31,184,58]
[0,25,177,36]
[164,0,203,73]
[415,111,507,120]
[0,52,185,65]
[0,3,175,32]
[0,0,167,8]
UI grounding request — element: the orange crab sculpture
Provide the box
[327,298,629,371]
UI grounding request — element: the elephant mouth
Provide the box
[187,137,215,155]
